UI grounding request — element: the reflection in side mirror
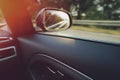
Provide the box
[36,8,71,32]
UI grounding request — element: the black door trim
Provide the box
[28,54,93,80]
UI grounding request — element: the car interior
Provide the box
[0,0,120,80]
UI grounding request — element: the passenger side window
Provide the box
[26,0,120,44]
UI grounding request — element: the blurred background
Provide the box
[25,0,120,36]
[0,0,120,36]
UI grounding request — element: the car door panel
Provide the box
[0,38,19,79]
[18,33,120,80]
[29,54,92,80]
[0,37,30,80]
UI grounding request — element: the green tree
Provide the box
[103,0,120,20]
[92,0,120,20]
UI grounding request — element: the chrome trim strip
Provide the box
[47,67,56,74]
[0,46,16,61]
[0,37,13,43]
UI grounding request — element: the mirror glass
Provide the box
[44,10,70,31]
[43,10,70,31]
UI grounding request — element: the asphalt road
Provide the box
[41,29,120,45]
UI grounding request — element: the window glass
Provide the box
[26,0,120,44]
[0,9,11,37]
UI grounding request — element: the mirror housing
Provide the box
[36,8,72,32]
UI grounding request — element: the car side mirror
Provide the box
[36,8,72,32]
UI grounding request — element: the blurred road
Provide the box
[1,22,120,44]
[41,29,120,44]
